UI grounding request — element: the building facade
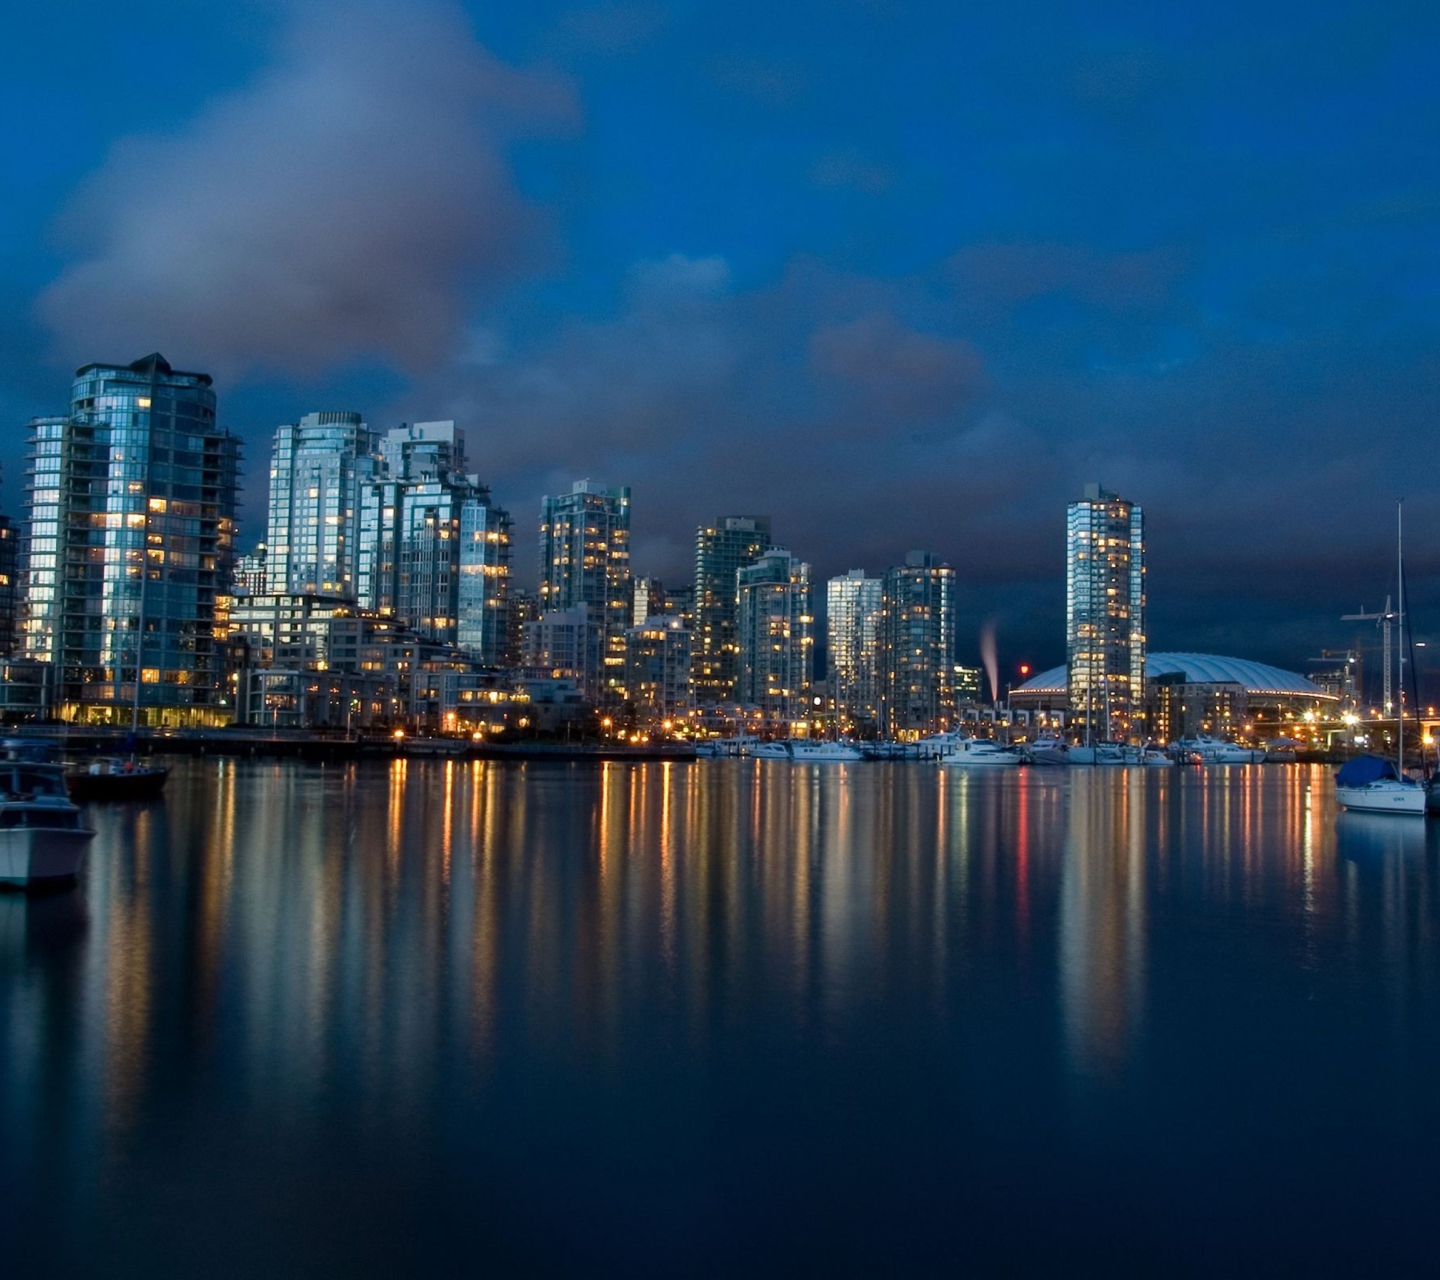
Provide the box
[457,497,512,666]
[352,422,511,663]
[22,353,239,724]
[624,616,693,726]
[265,411,375,597]
[1066,483,1145,742]
[693,515,771,706]
[827,569,883,735]
[736,548,813,726]
[879,551,956,737]
[523,603,604,696]
[0,512,16,658]
[539,481,631,696]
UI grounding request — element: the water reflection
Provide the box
[5,759,1440,1271]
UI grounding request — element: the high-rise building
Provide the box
[457,497,512,667]
[265,411,375,597]
[539,480,631,696]
[0,505,16,659]
[507,589,540,671]
[736,548,812,724]
[354,422,511,661]
[632,576,664,626]
[379,420,466,481]
[233,543,268,598]
[827,569,883,735]
[22,353,239,724]
[879,551,956,738]
[624,616,693,727]
[663,582,695,629]
[693,515,771,705]
[1066,483,1145,741]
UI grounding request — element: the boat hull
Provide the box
[941,749,1022,768]
[1026,746,1070,766]
[0,828,96,887]
[66,767,169,802]
[1335,783,1426,816]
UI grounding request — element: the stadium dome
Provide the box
[1015,653,1330,699]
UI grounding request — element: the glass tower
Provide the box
[538,480,631,697]
[879,551,956,738]
[736,548,813,724]
[22,353,239,724]
[693,515,771,706]
[265,411,375,597]
[827,569,883,734]
[1066,483,1145,742]
[356,422,511,661]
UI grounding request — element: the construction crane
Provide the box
[1343,597,1396,713]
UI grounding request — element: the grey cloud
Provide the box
[809,311,985,421]
[38,1,575,380]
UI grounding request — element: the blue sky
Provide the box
[3,0,1439,676]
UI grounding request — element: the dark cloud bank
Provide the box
[34,0,1440,675]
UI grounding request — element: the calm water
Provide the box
[4,758,1440,1274]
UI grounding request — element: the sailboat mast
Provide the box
[1398,501,1405,775]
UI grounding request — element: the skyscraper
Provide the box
[265,411,375,597]
[827,569,883,734]
[22,353,239,724]
[879,551,956,737]
[1066,483,1145,742]
[457,497,512,666]
[355,422,511,661]
[539,480,631,696]
[736,548,813,724]
[693,515,771,705]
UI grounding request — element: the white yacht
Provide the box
[1025,731,1070,766]
[749,741,792,760]
[1069,743,1128,766]
[940,739,1023,768]
[695,735,759,758]
[1213,743,1266,765]
[915,730,964,759]
[0,758,96,888]
[787,741,865,763]
[750,740,864,762]
[1171,735,1263,765]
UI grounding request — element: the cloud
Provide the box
[38,1,576,380]
[809,311,985,420]
[947,242,1189,315]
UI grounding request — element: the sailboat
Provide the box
[1335,503,1425,816]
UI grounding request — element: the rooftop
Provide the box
[1016,652,1333,699]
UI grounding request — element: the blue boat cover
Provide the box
[1335,755,1399,785]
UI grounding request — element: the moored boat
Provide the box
[939,738,1023,768]
[66,758,170,802]
[1025,731,1070,766]
[787,741,864,762]
[1335,755,1425,816]
[0,759,96,888]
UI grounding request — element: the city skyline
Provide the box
[4,357,1433,702]
[2,1,1438,676]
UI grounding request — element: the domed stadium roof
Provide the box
[1015,652,1331,698]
